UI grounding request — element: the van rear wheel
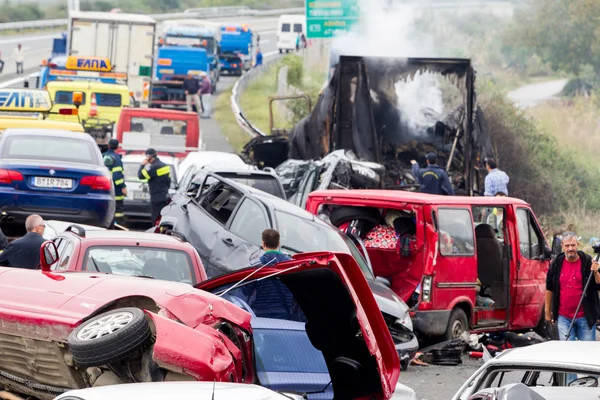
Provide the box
[443,308,468,341]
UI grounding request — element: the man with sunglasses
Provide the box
[0,214,46,269]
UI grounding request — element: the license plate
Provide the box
[133,191,150,200]
[33,177,73,189]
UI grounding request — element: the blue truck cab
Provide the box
[219,24,254,75]
[150,43,210,109]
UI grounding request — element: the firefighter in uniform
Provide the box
[103,139,127,227]
[138,148,171,224]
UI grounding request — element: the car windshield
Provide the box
[2,135,98,164]
[253,327,329,374]
[129,117,187,136]
[275,210,373,278]
[83,246,195,284]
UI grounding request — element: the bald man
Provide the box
[0,214,46,269]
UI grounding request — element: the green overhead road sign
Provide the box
[306,0,360,38]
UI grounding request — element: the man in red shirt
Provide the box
[545,231,600,342]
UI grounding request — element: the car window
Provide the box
[178,166,197,193]
[55,91,86,105]
[281,23,291,32]
[55,241,74,271]
[130,117,187,136]
[516,208,544,259]
[2,135,98,164]
[293,24,303,33]
[472,206,506,241]
[438,208,475,256]
[253,327,329,374]
[200,184,242,226]
[94,93,122,107]
[219,174,285,199]
[275,210,350,254]
[229,199,269,247]
[83,246,195,284]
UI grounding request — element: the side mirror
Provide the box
[376,276,391,288]
[40,241,59,272]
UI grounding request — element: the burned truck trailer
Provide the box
[244,55,492,201]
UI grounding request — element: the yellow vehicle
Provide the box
[0,89,83,132]
[46,80,131,149]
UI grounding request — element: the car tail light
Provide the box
[80,175,111,191]
[421,275,433,302]
[0,169,24,184]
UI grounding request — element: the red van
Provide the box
[115,107,201,159]
[306,190,552,340]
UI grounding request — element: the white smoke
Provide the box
[330,0,446,133]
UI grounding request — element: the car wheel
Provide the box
[443,308,468,341]
[68,307,152,368]
[329,207,383,233]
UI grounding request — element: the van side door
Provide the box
[511,207,549,329]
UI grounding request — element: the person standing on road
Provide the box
[255,47,263,67]
[410,152,455,195]
[13,44,24,75]
[138,148,171,224]
[199,72,212,119]
[484,157,509,196]
[0,215,46,269]
[103,139,127,227]
[545,231,600,342]
[183,72,202,116]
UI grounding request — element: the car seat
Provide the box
[160,126,175,135]
[131,123,144,132]
[142,258,180,282]
[475,224,505,305]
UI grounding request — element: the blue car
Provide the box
[0,129,115,228]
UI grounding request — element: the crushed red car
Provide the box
[0,242,399,400]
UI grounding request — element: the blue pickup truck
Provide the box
[219,24,254,75]
[150,44,211,110]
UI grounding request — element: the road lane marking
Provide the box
[0,72,36,89]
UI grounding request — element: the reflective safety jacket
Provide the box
[103,149,126,201]
[138,158,171,203]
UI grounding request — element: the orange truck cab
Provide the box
[306,190,552,340]
[114,107,201,159]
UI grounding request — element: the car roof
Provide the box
[308,189,530,207]
[250,189,319,221]
[120,107,196,118]
[63,230,188,245]
[1,128,95,142]
[491,341,600,369]
[0,119,84,132]
[251,317,307,331]
[57,382,291,400]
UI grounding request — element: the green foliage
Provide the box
[279,55,303,87]
[0,3,44,23]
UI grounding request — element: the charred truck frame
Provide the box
[244,56,491,198]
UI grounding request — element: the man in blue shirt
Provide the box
[255,47,263,67]
[410,152,455,195]
[484,157,510,196]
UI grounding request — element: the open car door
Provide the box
[195,251,400,400]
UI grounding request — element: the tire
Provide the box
[329,207,383,231]
[68,307,152,368]
[443,308,468,341]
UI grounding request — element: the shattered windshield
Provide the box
[83,246,195,284]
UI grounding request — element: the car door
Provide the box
[209,197,270,277]
[511,207,549,329]
[195,251,400,400]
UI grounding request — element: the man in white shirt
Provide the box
[13,44,24,75]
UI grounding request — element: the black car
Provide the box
[156,172,418,368]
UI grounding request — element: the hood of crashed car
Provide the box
[367,279,409,321]
[196,252,400,400]
[0,267,251,340]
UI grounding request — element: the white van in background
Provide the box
[276,14,305,53]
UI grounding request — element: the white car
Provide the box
[53,381,417,400]
[453,341,600,400]
[121,153,179,225]
[177,150,253,179]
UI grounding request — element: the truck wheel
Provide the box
[443,308,468,341]
[68,307,151,368]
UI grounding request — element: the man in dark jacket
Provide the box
[0,214,46,269]
[138,148,171,224]
[183,72,202,115]
[103,139,127,227]
[410,152,455,195]
[545,231,600,342]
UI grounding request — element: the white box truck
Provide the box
[67,11,157,105]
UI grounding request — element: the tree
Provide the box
[503,0,600,77]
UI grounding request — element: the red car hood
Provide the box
[0,267,251,340]
[196,251,400,400]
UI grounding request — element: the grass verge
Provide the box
[212,87,251,154]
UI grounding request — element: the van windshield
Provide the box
[129,117,187,136]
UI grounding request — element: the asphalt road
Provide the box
[0,16,281,153]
